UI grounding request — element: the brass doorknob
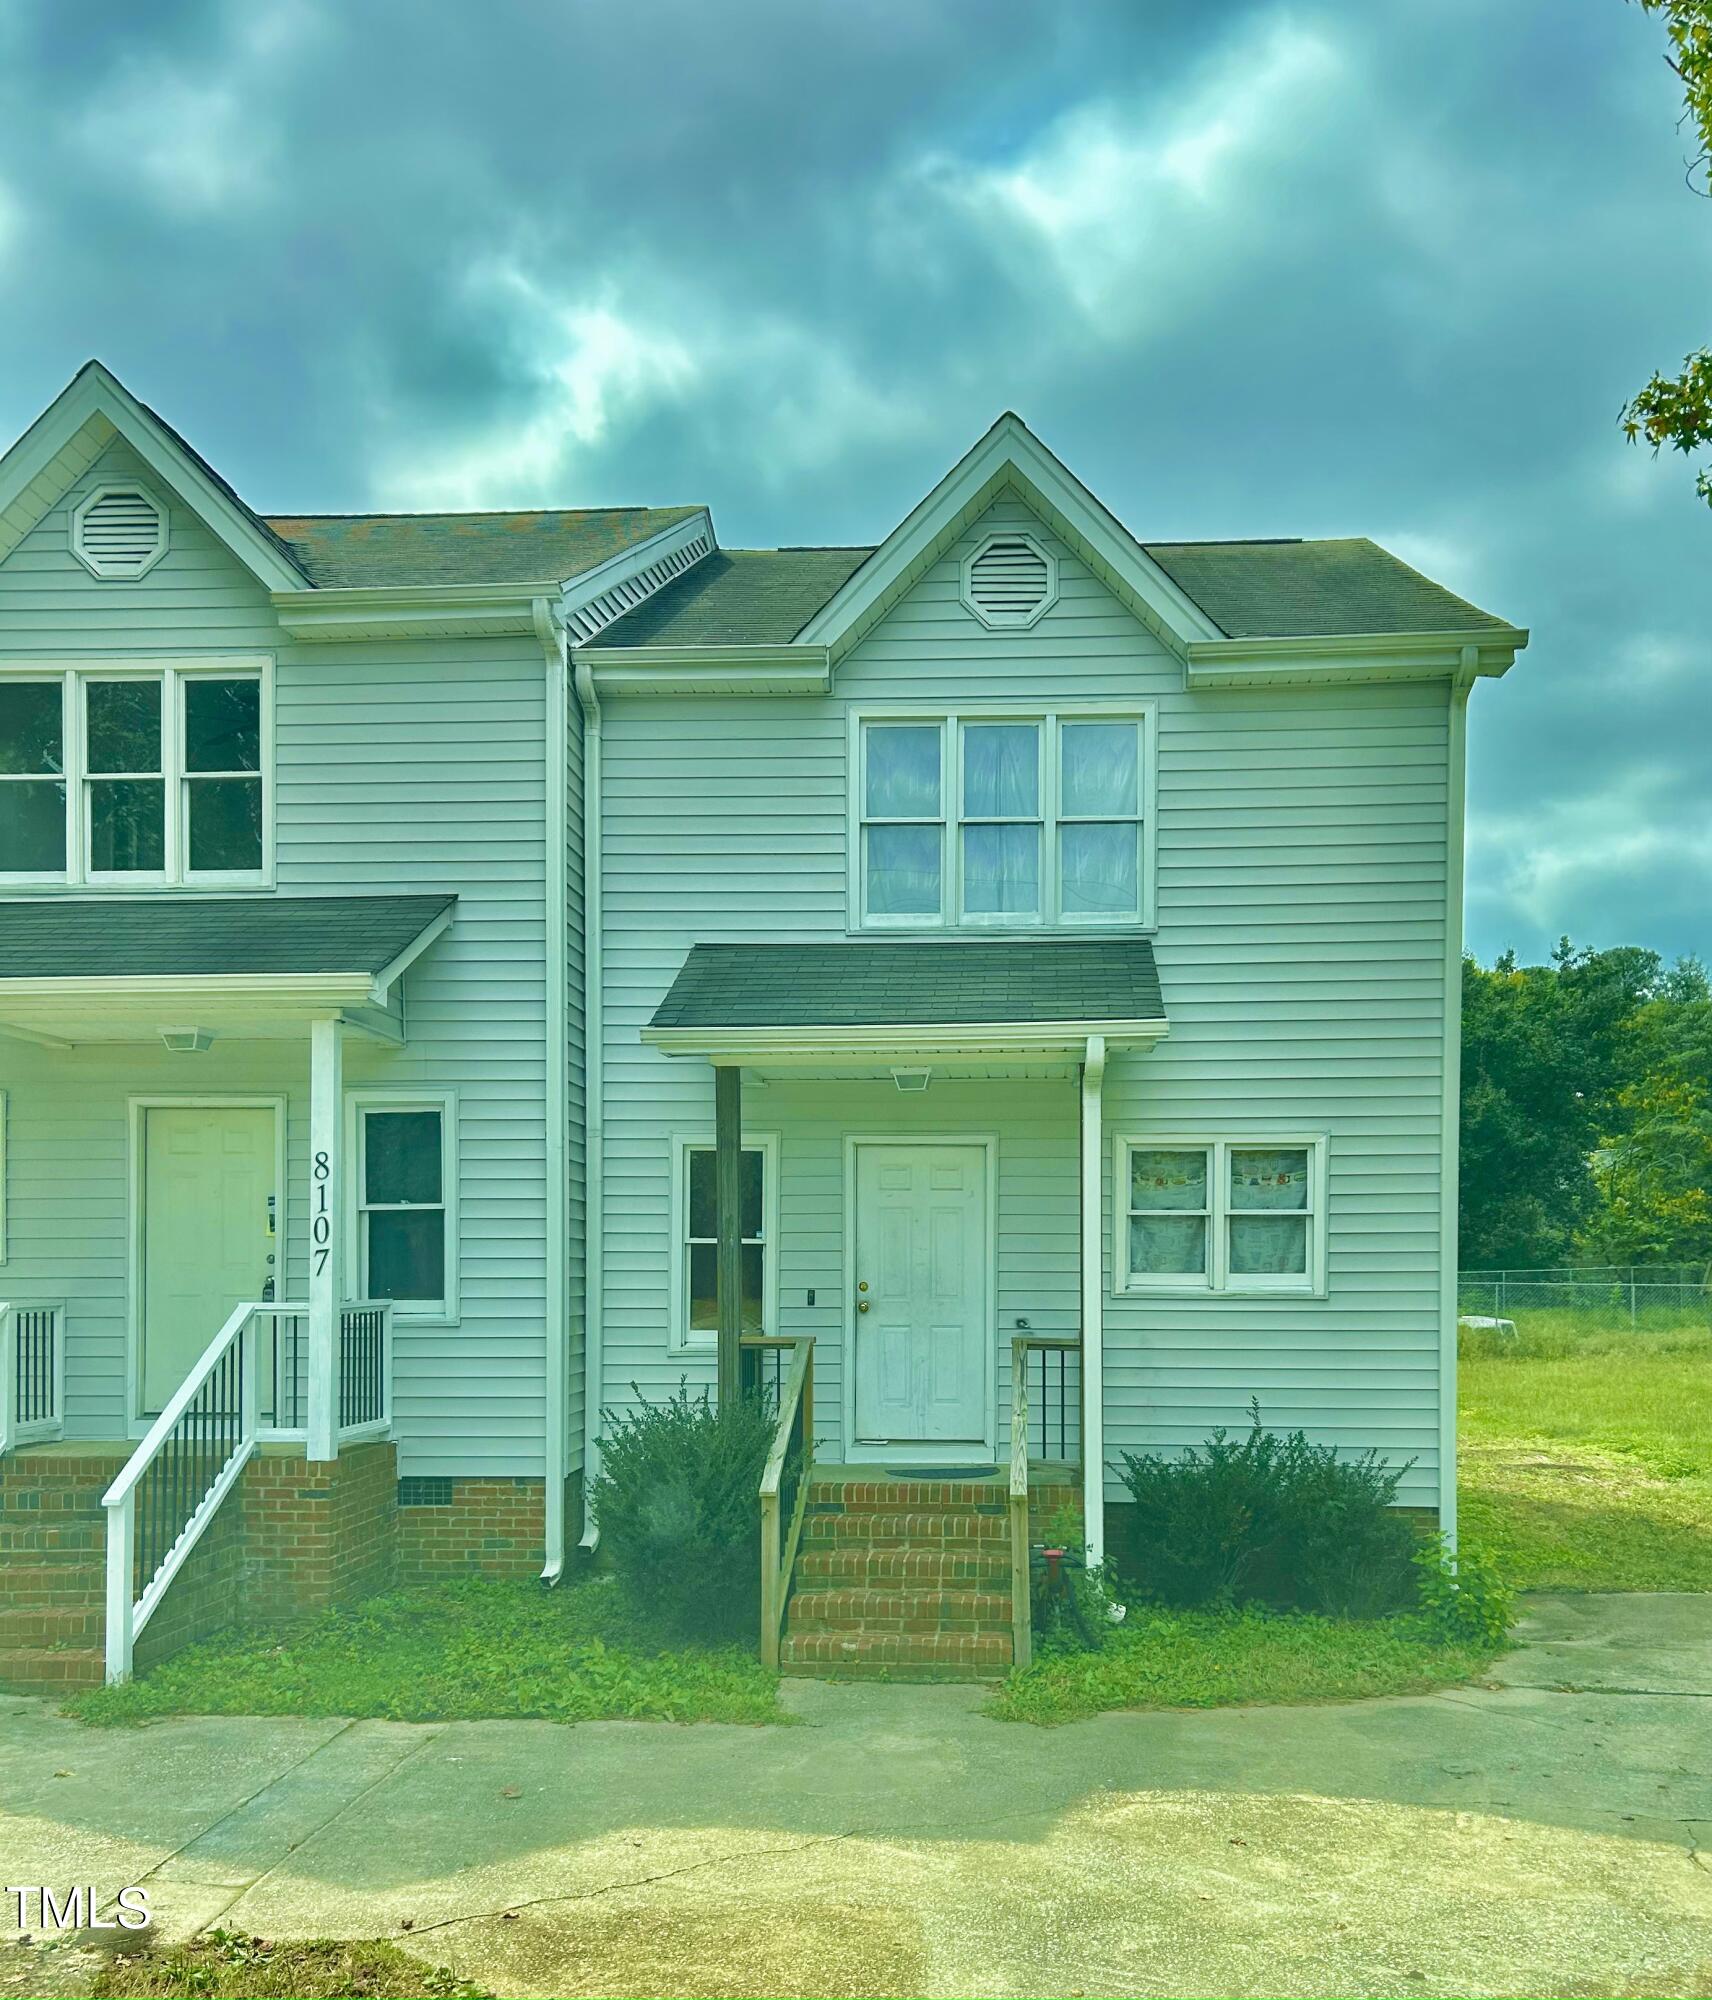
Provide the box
[858,1301,870,1313]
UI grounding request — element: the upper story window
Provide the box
[853,707,1153,930]
[0,662,269,887]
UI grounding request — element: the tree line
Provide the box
[1460,943,1712,1269]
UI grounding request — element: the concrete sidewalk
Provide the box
[1,1593,1708,1998]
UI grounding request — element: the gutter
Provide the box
[1080,1034,1107,1565]
[1438,645,1478,1551]
[573,655,605,1550]
[534,598,570,1583]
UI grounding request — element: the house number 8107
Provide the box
[312,1150,331,1275]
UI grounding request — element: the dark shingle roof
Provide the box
[650,939,1164,1030]
[589,548,876,647]
[1140,538,1512,640]
[0,894,454,979]
[262,509,703,589]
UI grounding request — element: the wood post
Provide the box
[715,1064,743,1405]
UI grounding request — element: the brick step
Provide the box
[800,1509,1007,1547]
[0,1560,105,1607]
[0,1493,108,1526]
[0,1521,106,1557]
[795,1546,1010,1587]
[809,1479,1004,1510]
[0,1604,104,1647]
[0,1644,105,1692]
[779,1628,1012,1680]
[787,1586,1011,1633]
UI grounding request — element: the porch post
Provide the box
[1080,1035,1107,1564]
[715,1063,743,1404]
[306,1014,344,1462]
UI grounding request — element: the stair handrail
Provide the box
[101,1299,264,1684]
[757,1335,814,1670]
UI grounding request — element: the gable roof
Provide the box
[590,547,874,648]
[264,507,704,589]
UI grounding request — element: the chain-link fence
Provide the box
[1457,1264,1711,1337]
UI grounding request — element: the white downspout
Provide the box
[1080,1033,1107,1565]
[573,655,605,1549]
[1438,647,1477,1552]
[534,598,569,1583]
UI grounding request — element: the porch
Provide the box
[0,893,454,1685]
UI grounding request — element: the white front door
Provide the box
[852,1142,990,1452]
[141,1106,276,1414]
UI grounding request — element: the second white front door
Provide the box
[852,1142,990,1452]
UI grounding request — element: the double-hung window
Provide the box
[671,1134,778,1348]
[0,661,268,886]
[855,709,1151,928]
[1118,1136,1326,1295]
[349,1095,458,1320]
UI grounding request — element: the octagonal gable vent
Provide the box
[71,483,169,580]
[962,531,1056,629]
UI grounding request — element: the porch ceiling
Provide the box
[0,893,454,1047]
[642,937,1168,1066]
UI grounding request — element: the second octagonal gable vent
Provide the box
[71,484,169,579]
[963,531,1055,628]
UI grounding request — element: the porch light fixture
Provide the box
[160,1028,215,1054]
[890,1066,931,1093]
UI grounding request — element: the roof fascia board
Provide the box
[581,643,831,697]
[0,365,309,592]
[1185,627,1529,688]
[641,1018,1169,1063]
[560,508,716,625]
[794,414,1223,663]
[369,902,455,1002]
[0,972,376,1003]
[272,581,564,642]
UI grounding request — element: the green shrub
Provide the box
[592,1382,776,1645]
[1412,1534,1515,1647]
[1113,1403,1419,1618]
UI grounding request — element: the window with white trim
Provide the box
[854,709,1151,929]
[671,1133,778,1348]
[0,664,268,886]
[1118,1137,1326,1294]
[350,1095,458,1319]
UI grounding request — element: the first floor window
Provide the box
[354,1098,455,1316]
[675,1135,775,1346]
[1120,1136,1324,1294]
[0,663,267,884]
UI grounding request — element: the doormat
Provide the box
[891,1466,998,1480]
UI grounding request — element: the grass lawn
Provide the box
[84,1933,490,2000]
[991,1606,1500,1725]
[63,1575,781,1728]
[1458,1313,1712,1592]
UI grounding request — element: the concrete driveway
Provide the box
[1,1593,1708,1999]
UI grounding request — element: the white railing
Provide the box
[103,1300,263,1684]
[0,1302,65,1456]
[337,1300,393,1439]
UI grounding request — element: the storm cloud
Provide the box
[1,0,1706,962]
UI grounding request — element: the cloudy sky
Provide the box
[0,0,1706,966]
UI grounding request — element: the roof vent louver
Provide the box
[962,531,1056,629]
[71,483,169,580]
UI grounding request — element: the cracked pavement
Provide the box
[1,1592,1709,1997]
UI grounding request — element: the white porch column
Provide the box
[306,1013,344,1463]
[1080,1034,1107,1565]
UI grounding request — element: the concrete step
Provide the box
[795,1545,1010,1587]
[0,1644,105,1692]
[0,1559,105,1607]
[786,1586,1011,1634]
[779,1628,1012,1680]
[800,1509,1007,1547]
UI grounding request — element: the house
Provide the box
[0,362,1525,1686]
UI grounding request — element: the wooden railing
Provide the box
[1009,1334,1081,1671]
[752,1335,815,1670]
[0,1302,65,1455]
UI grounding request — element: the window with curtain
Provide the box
[0,666,266,883]
[1120,1137,1324,1293]
[856,710,1148,928]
